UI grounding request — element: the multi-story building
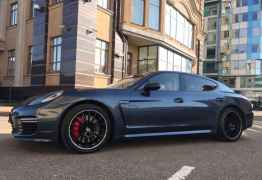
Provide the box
[0,0,204,99]
[203,0,262,101]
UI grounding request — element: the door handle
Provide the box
[174,98,184,103]
[216,97,225,102]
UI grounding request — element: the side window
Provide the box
[182,75,217,92]
[144,73,180,91]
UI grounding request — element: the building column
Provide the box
[14,0,27,86]
[0,0,7,42]
[61,0,97,88]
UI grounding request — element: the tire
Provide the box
[217,108,243,142]
[61,104,111,153]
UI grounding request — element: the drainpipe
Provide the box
[112,0,128,81]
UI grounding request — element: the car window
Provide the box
[141,73,180,91]
[182,74,217,92]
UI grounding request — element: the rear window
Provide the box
[181,74,217,92]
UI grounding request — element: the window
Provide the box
[50,36,62,72]
[10,3,18,26]
[206,47,216,59]
[97,0,108,9]
[145,73,180,91]
[208,18,217,30]
[204,4,218,16]
[126,53,132,75]
[165,3,193,48]
[242,13,248,21]
[182,75,217,92]
[224,31,229,38]
[252,0,259,5]
[50,0,63,5]
[203,61,218,74]
[7,50,16,77]
[207,32,216,45]
[148,0,160,30]
[237,0,248,7]
[132,0,144,25]
[27,46,33,75]
[252,44,259,53]
[158,47,192,73]
[252,12,258,21]
[138,46,157,74]
[233,44,246,53]
[95,39,109,74]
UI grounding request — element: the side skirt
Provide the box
[124,130,212,138]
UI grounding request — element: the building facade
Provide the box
[203,0,262,100]
[0,0,204,98]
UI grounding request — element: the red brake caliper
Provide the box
[71,115,85,140]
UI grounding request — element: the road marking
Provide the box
[168,166,195,180]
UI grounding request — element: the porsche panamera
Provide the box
[9,71,253,153]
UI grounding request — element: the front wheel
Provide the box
[217,108,243,142]
[61,104,111,153]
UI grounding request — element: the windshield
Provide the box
[107,76,144,89]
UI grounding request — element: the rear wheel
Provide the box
[61,104,111,153]
[217,108,243,141]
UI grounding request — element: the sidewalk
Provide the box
[0,106,12,116]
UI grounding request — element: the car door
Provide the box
[120,72,187,134]
[179,74,222,130]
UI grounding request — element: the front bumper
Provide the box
[9,104,63,142]
[245,112,254,129]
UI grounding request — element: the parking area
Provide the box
[1,115,262,180]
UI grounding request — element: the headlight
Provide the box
[28,90,64,106]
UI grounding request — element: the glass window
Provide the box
[126,53,132,75]
[51,36,62,72]
[148,0,160,30]
[165,3,193,48]
[132,0,144,25]
[207,47,216,59]
[252,0,259,5]
[146,73,180,91]
[252,44,259,53]
[138,46,157,74]
[204,4,218,16]
[242,0,248,6]
[182,75,217,92]
[97,0,108,9]
[27,46,33,75]
[242,13,248,21]
[7,49,16,76]
[10,3,18,26]
[203,61,218,74]
[252,12,258,21]
[207,32,216,45]
[208,18,217,30]
[95,39,109,74]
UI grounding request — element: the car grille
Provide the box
[10,117,38,135]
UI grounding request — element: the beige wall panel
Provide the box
[96,8,112,42]
[94,75,110,88]
[6,28,17,49]
[46,74,60,86]
[48,4,63,37]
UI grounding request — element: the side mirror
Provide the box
[202,84,216,91]
[143,82,160,96]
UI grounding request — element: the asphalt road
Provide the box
[1,116,262,180]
